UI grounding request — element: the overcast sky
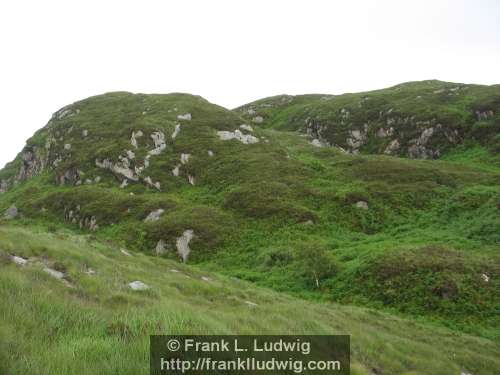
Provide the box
[1,0,499,168]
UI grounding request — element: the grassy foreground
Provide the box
[1,224,499,375]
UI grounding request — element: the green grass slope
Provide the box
[1,224,499,375]
[0,86,499,345]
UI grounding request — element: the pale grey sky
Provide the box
[1,0,499,168]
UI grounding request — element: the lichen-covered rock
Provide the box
[144,209,165,222]
[176,229,194,262]
[43,267,65,279]
[172,124,181,139]
[52,106,79,120]
[149,131,166,155]
[177,113,192,121]
[128,281,150,291]
[144,176,161,190]
[130,130,143,149]
[96,158,139,181]
[217,130,259,144]
[252,116,264,124]
[240,124,254,132]
[16,147,47,183]
[346,128,367,151]
[89,216,98,231]
[155,239,169,255]
[384,139,401,155]
[180,153,190,165]
[11,255,28,266]
[355,201,369,210]
[172,165,181,177]
[126,150,135,160]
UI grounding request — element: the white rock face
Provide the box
[188,175,195,186]
[120,179,129,188]
[172,124,181,139]
[207,150,214,157]
[4,205,19,219]
[310,139,324,148]
[43,267,65,279]
[384,139,400,155]
[217,130,259,144]
[82,129,88,137]
[240,124,254,132]
[89,216,99,231]
[126,150,135,160]
[149,131,166,155]
[131,130,144,149]
[482,273,490,283]
[177,113,192,121]
[355,201,369,210]
[252,116,264,123]
[96,158,139,181]
[144,176,161,190]
[144,209,165,222]
[64,144,72,150]
[11,255,28,266]
[172,165,181,177]
[180,153,191,165]
[128,281,150,291]
[176,229,194,262]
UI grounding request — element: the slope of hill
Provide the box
[0,83,499,372]
[1,225,499,375]
[235,80,500,162]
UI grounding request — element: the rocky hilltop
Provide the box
[236,80,500,159]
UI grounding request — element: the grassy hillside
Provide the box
[1,224,499,375]
[0,84,499,373]
[235,80,500,161]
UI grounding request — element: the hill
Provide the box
[0,82,499,374]
[235,80,500,163]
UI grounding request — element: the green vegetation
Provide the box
[0,81,499,374]
[1,225,499,375]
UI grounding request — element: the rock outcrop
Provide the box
[176,229,194,262]
[144,209,165,222]
[217,130,259,144]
